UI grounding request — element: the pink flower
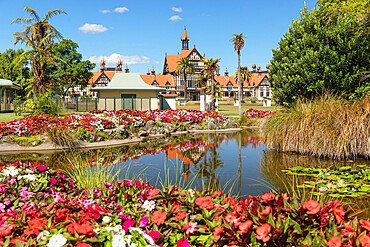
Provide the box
[183,222,198,235]
[139,216,149,227]
[177,238,190,247]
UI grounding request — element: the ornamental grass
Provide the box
[263,95,370,160]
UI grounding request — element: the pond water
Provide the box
[1,130,370,202]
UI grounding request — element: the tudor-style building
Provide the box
[163,28,205,100]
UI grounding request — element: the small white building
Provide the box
[0,79,21,112]
[92,73,164,111]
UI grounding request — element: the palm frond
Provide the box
[11,18,35,25]
[24,7,40,22]
[45,9,67,21]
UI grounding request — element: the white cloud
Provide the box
[101,10,110,14]
[171,7,183,12]
[114,7,129,13]
[152,61,162,64]
[78,24,108,34]
[88,53,150,65]
[169,15,182,21]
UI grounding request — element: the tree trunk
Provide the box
[184,73,187,101]
[203,85,207,112]
[211,76,215,112]
[237,51,242,117]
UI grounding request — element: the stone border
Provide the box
[0,128,243,153]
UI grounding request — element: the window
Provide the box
[260,88,264,97]
[165,82,170,90]
[266,87,270,97]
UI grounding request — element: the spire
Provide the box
[125,65,129,73]
[116,60,123,71]
[181,26,189,51]
[147,69,150,75]
[100,60,106,72]
[151,67,155,75]
[225,68,229,76]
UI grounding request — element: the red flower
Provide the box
[148,189,160,199]
[195,196,215,210]
[344,223,354,233]
[333,207,345,224]
[76,223,95,236]
[152,210,167,225]
[148,230,161,240]
[256,223,271,242]
[360,235,370,247]
[360,219,370,231]
[261,193,275,203]
[177,210,187,220]
[327,236,342,247]
[213,226,223,241]
[0,223,16,236]
[261,206,272,216]
[237,220,253,235]
[213,190,223,197]
[76,243,91,247]
[28,218,48,228]
[303,200,321,214]
[177,238,190,247]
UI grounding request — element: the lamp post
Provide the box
[227,83,232,104]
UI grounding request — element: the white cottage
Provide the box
[92,73,164,111]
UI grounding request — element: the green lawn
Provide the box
[0,113,25,123]
[178,102,283,116]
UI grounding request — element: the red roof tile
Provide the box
[140,74,175,87]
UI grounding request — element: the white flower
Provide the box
[26,168,34,173]
[36,230,50,242]
[23,174,37,181]
[112,234,127,247]
[105,225,124,235]
[47,234,67,247]
[142,200,156,212]
[2,167,19,177]
[103,216,111,224]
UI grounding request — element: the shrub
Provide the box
[31,92,61,116]
[46,127,80,147]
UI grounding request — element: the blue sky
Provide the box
[0,0,315,74]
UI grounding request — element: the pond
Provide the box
[1,130,370,204]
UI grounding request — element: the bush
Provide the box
[32,92,60,116]
[47,127,80,147]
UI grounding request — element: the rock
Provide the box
[224,120,239,128]
[188,125,202,130]
[205,122,217,130]
[145,120,156,127]
[138,130,149,137]
[32,141,37,146]
[134,121,145,128]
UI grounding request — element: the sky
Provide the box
[0,0,316,74]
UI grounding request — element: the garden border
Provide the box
[0,127,243,153]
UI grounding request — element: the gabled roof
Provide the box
[214,72,269,88]
[165,48,204,73]
[140,75,175,87]
[89,71,123,85]
[0,79,21,89]
[92,73,164,91]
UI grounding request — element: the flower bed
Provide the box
[243,109,276,119]
[1,161,370,246]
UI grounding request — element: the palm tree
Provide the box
[175,57,195,100]
[230,33,247,117]
[196,74,210,112]
[12,7,66,97]
[234,66,252,100]
[202,58,221,112]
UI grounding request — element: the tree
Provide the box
[233,66,252,97]
[175,58,195,100]
[202,58,221,112]
[196,74,210,112]
[270,6,369,105]
[230,33,247,117]
[12,7,66,97]
[47,39,95,97]
[0,49,31,86]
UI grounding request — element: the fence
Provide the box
[13,97,159,114]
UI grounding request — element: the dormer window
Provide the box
[165,82,170,90]
[152,81,159,87]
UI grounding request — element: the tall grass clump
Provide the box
[263,95,370,160]
[47,127,80,148]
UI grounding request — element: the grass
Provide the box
[263,95,370,160]
[0,113,25,123]
[178,101,282,116]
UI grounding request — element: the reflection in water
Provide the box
[0,131,266,196]
[259,150,370,217]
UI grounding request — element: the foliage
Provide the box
[202,58,221,112]
[31,92,61,116]
[316,0,369,20]
[270,6,370,105]
[11,7,66,96]
[3,161,370,246]
[263,95,370,160]
[284,165,370,198]
[175,58,195,100]
[0,49,31,89]
[46,39,95,97]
